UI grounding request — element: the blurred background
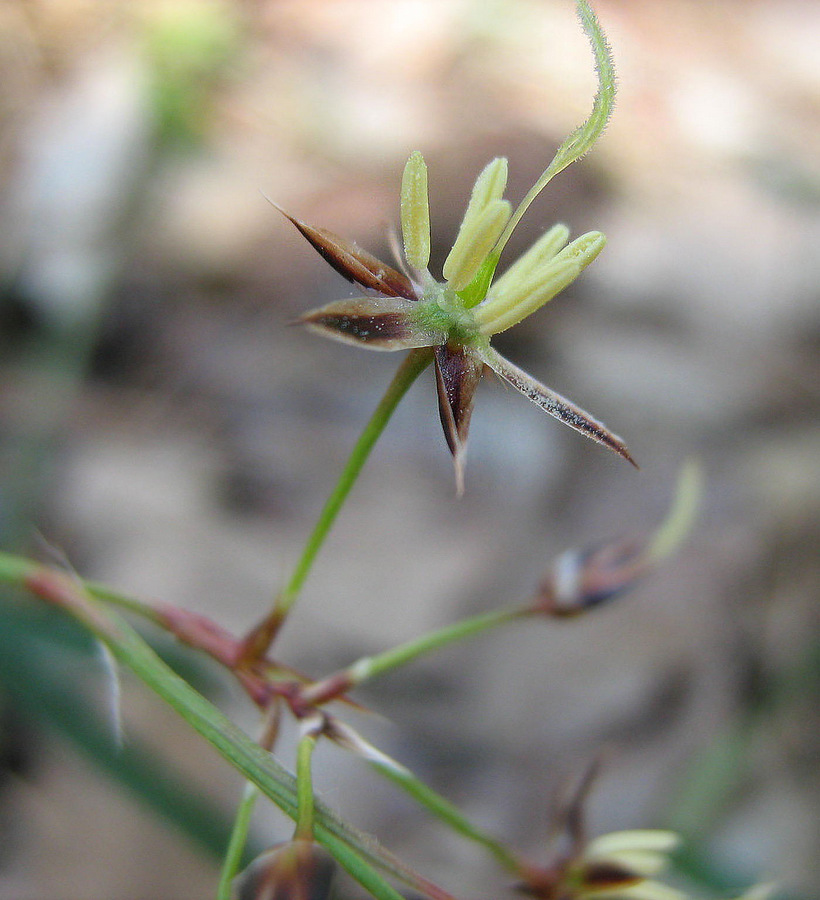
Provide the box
[0,0,818,897]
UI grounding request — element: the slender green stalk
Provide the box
[0,552,40,584]
[218,704,283,897]
[82,577,168,623]
[352,606,523,684]
[275,348,433,623]
[4,563,453,900]
[295,728,319,840]
[371,760,521,874]
[489,0,616,268]
[0,551,166,627]
[318,832,407,900]
[217,782,260,900]
[304,606,524,708]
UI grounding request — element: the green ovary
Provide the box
[412,289,483,348]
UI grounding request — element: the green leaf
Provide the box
[0,597,240,860]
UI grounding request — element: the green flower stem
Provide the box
[3,559,454,900]
[218,703,285,897]
[646,459,702,563]
[217,782,260,900]
[348,606,524,687]
[295,728,319,840]
[371,759,522,874]
[273,347,434,627]
[2,551,511,899]
[300,606,527,708]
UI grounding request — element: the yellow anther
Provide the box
[400,151,431,269]
[443,198,511,291]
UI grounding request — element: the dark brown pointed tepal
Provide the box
[482,346,637,468]
[278,208,418,300]
[579,860,642,891]
[434,343,484,495]
[300,296,444,350]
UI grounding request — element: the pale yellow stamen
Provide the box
[475,230,606,334]
[443,157,510,290]
[462,156,509,215]
[400,151,431,269]
[475,258,580,334]
[588,882,687,900]
[586,830,681,858]
[443,198,511,291]
[488,223,570,300]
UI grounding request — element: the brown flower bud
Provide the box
[234,840,335,900]
[536,538,648,617]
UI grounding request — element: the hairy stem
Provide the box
[491,0,616,264]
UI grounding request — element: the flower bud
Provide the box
[233,840,335,900]
[537,538,648,617]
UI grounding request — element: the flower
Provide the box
[513,760,773,900]
[554,830,775,900]
[516,825,670,900]
[281,1,634,492]
[568,829,686,900]
[520,826,773,900]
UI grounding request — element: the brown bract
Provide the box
[433,342,485,493]
[279,208,417,300]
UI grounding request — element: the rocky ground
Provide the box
[0,1,817,898]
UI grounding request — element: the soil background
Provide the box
[0,2,817,898]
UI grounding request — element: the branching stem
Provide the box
[259,348,433,649]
